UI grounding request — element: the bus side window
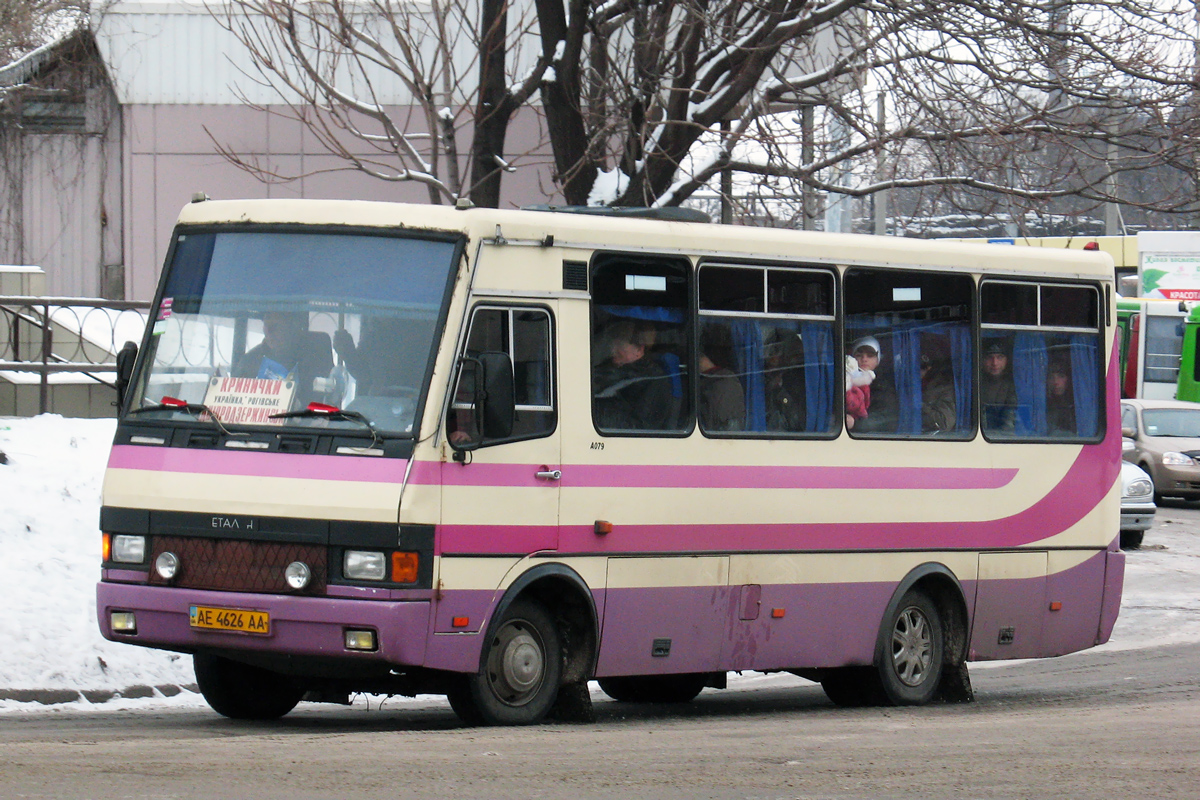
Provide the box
[981,281,1102,441]
[697,264,837,436]
[590,254,691,435]
[844,268,974,438]
[449,305,556,445]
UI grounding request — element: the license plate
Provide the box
[189,605,270,635]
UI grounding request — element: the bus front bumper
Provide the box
[96,582,430,667]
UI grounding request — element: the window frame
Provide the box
[843,265,977,441]
[979,278,1106,444]
[696,260,839,440]
[589,252,694,438]
[450,302,557,447]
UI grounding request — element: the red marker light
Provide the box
[1083,242,1099,251]
[160,396,187,407]
[306,402,340,414]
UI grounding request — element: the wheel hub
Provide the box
[892,607,932,687]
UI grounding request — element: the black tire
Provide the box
[597,674,707,704]
[193,653,304,720]
[877,590,943,706]
[819,666,887,708]
[1120,529,1145,549]
[452,599,561,726]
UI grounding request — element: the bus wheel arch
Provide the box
[874,564,973,705]
[450,563,599,725]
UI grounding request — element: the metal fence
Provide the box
[0,295,151,414]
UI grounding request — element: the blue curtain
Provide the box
[731,319,767,431]
[801,322,834,432]
[1013,332,1048,435]
[1070,334,1100,437]
[892,327,923,434]
[946,324,972,431]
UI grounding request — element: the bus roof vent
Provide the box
[523,204,711,224]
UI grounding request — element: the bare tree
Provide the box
[214,0,1200,221]
[1,0,88,64]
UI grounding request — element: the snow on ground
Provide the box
[0,415,1198,716]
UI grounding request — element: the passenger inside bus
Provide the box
[593,320,673,431]
[981,339,1017,434]
[762,331,807,432]
[698,325,745,432]
[845,336,880,430]
[919,340,957,434]
[233,311,334,404]
[1046,354,1077,435]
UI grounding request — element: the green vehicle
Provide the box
[1176,306,1200,402]
[1116,298,1190,400]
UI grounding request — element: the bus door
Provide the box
[435,302,561,631]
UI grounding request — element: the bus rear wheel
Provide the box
[878,590,943,705]
[451,599,561,726]
[193,653,304,720]
[597,674,707,704]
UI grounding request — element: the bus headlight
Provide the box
[344,550,387,581]
[285,561,312,590]
[155,551,179,580]
[112,535,146,564]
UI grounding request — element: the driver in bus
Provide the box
[234,311,333,404]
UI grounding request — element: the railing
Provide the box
[0,296,152,414]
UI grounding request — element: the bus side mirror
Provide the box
[115,341,138,409]
[1121,426,1135,439]
[477,351,515,440]
[449,351,514,454]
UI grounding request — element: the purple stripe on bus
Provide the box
[415,460,1018,490]
[107,445,408,483]
[435,443,1121,554]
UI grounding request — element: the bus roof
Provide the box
[175,199,1115,279]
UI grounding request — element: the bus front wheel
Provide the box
[878,590,944,705]
[193,653,304,720]
[451,599,561,726]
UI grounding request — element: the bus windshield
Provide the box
[128,230,459,436]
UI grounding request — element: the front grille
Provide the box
[148,536,327,595]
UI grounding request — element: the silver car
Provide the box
[1119,461,1155,549]
[1120,399,1200,502]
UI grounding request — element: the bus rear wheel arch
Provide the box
[819,570,970,708]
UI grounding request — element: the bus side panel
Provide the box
[969,552,1048,660]
[594,556,730,677]
[724,581,892,672]
[1041,549,1109,657]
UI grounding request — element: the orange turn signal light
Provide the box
[1049,601,1063,611]
[391,551,419,583]
[101,533,111,562]
[771,608,786,619]
[452,616,470,628]
[594,520,613,535]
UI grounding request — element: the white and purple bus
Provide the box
[98,199,1124,724]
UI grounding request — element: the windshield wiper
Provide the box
[128,396,241,436]
[270,402,380,445]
